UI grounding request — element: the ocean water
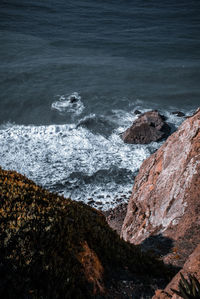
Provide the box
[0,0,200,209]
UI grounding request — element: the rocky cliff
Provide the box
[121,108,200,267]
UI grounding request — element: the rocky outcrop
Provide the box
[153,244,200,299]
[121,108,200,267]
[122,110,171,144]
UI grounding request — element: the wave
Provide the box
[76,113,117,137]
[0,102,192,210]
[0,118,159,209]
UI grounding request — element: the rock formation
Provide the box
[121,108,200,267]
[122,110,171,144]
[134,109,142,115]
[172,111,185,117]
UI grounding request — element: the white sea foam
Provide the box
[0,119,160,210]
[0,104,188,210]
[51,92,85,115]
[112,105,191,135]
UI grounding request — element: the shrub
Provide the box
[171,273,200,299]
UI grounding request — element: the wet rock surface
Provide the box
[134,109,142,115]
[122,110,171,144]
[171,111,185,117]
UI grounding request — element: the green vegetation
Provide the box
[0,167,173,298]
[171,273,200,299]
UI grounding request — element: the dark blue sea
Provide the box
[0,0,200,209]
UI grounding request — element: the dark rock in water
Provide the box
[69,95,78,103]
[134,109,142,115]
[122,110,171,144]
[172,111,185,117]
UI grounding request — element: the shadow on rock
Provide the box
[141,234,175,258]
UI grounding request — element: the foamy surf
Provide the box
[0,101,192,210]
[0,122,158,210]
[51,92,85,116]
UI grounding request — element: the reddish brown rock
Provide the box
[153,244,200,299]
[122,110,171,144]
[121,108,200,267]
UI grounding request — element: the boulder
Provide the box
[134,109,142,115]
[172,111,185,117]
[121,108,200,267]
[122,110,171,144]
[153,244,200,299]
[69,95,78,103]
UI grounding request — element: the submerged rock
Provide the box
[172,111,185,117]
[121,108,200,267]
[69,95,78,103]
[122,110,171,144]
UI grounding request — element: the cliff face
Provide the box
[121,109,200,266]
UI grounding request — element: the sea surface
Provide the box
[0,0,200,209]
